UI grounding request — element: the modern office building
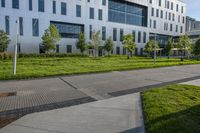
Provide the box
[0,0,186,55]
[185,16,200,44]
[186,16,200,32]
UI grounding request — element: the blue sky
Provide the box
[183,0,200,20]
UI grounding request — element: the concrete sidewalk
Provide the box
[0,64,200,118]
[0,93,145,133]
[180,79,200,86]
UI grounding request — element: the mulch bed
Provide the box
[0,117,18,128]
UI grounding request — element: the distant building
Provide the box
[186,16,200,44]
[0,0,186,55]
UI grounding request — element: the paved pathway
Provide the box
[0,93,145,133]
[180,79,200,86]
[0,64,200,117]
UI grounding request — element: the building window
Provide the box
[12,0,19,9]
[156,9,159,17]
[38,0,44,12]
[151,8,154,16]
[176,25,178,32]
[180,26,183,33]
[76,5,81,17]
[56,45,59,53]
[108,0,147,27]
[17,43,21,53]
[5,16,9,35]
[159,0,161,6]
[132,30,135,42]
[153,20,156,29]
[120,29,124,42]
[61,2,67,15]
[160,10,163,18]
[181,6,184,13]
[89,25,92,39]
[19,17,23,36]
[32,18,39,37]
[171,2,173,10]
[102,26,106,40]
[90,7,94,19]
[102,0,106,5]
[170,24,173,31]
[1,0,5,7]
[176,4,179,12]
[116,47,120,55]
[138,31,141,43]
[66,45,72,53]
[53,1,56,14]
[182,17,185,24]
[150,19,152,28]
[113,28,117,41]
[51,21,84,39]
[168,12,171,21]
[98,9,103,20]
[143,32,146,43]
[29,0,32,11]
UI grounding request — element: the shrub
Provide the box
[0,52,12,60]
[18,53,88,58]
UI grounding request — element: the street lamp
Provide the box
[13,20,19,75]
[154,33,157,64]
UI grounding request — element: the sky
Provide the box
[182,0,200,20]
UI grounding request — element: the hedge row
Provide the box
[18,53,89,58]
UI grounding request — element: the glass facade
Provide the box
[150,33,170,48]
[51,21,84,39]
[108,0,147,27]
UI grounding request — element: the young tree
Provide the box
[90,31,102,57]
[165,37,174,59]
[104,37,114,56]
[76,32,87,54]
[122,34,135,59]
[144,40,159,58]
[177,34,191,61]
[0,30,10,52]
[41,24,60,53]
[193,38,200,60]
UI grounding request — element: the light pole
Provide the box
[13,20,19,75]
[154,33,157,64]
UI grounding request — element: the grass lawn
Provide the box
[0,56,200,80]
[142,84,200,133]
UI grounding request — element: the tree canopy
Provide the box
[41,24,60,53]
[104,37,114,55]
[76,32,87,54]
[0,30,10,52]
[144,40,159,58]
[122,34,135,59]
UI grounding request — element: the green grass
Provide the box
[142,84,200,133]
[0,56,199,80]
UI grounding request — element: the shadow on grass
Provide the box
[145,105,200,133]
